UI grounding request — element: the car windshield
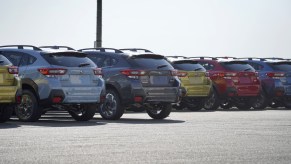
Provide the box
[221,61,255,71]
[268,62,291,71]
[42,52,96,67]
[173,61,206,71]
[128,54,174,70]
[0,55,12,66]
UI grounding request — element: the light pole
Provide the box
[96,0,102,47]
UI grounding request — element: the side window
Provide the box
[1,51,23,66]
[103,57,111,67]
[199,62,214,70]
[19,55,29,66]
[112,57,118,66]
[88,55,105,67]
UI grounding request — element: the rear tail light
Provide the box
[120,69,147,79]
[171,70,178,76]
[205,72,209,77]
[134,96,143,103]
[52,96,63,103]
[8,66,18,74]
[38,68,67,76]
[177,71,188,77]
[266,72,285,79]
[120,69,147,76]
[93,68,102,76]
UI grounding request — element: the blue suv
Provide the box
[240,58,291,109]
[0,45,105,122]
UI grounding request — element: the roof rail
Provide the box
[0,45,42,51]
[188,56,218,60]
[215,56,237,59]
[166,56,189,59]
[236,57,266,61]
[262,57,284,60]
[119,48,153,53]
[39,46,75,50]
[78,48,123,53]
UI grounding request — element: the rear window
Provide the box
[269,62,291,71]
[128,55,174,70]
[173,61,206,71]
[0,55,12,66]
[41,52,96,67]
[221,61,255,71]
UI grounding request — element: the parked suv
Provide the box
[0,45,105,122]
[240,58,291,109]
[166,56,212,111]
[79,48,181,120]
[0,54,21,123]
[191,57,261,110]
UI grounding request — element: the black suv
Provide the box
[79,48,182,120]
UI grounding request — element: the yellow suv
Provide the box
[0,54,21,123]
[167,56,212,111]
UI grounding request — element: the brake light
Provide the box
[171,70,178,76]
[38,68,67,75]
[93,68,102,76]
[177,71,188,77]
[205,72,209,77]
[120,69,147,76]
[266,72,285,78]
[8,66,18,74]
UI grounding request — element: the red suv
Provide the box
[191,57,261,110]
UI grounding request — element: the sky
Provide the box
[0,0,291,58]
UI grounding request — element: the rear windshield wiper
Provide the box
[194,67,203,71]
[78,63,90,67]
[0,60,4,64]
[157,65,168,69]
[244,68,252,71]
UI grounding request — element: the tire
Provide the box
[220,101,233,109]
[185,98,204,111]
[283,97,291,109]
[146,103,172,119]
[68,104,97,121]
[99,89,124,120]
[204,90,220,111]
[0,104,14,123]
[251,92,268,110]
[15,89,41,122]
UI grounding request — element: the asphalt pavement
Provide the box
[1,108,291,164]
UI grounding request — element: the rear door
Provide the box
[41,52,99,87]
[268,61,291,85]
[172,60,207,85]
[220,61,257,85]
[127,54,177,87]
[0,55,15,86]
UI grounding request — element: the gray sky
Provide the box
[0,0,291,58]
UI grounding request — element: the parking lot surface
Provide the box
[1,109,291,164]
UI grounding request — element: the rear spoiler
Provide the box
[130,54,165,59]
[172,60,198,64]
[43,51,87,57]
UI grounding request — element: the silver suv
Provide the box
[0,45,105,122]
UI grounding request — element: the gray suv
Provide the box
[0,45,105,122]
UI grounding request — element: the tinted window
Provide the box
[87,54,105,67]
[221,61,255,71]
[198,62,215,70]
[248,62,264,71]
[1,51,23,66]
[0,55,12,65]
[173,63,206,71]
[269,62,291,71]
[128,55,174,70]
[42,52,96,67]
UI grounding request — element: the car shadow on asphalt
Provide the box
[92,117,185,124]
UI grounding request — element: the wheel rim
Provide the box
[16,94,33,119]
[101,93,117,117]
[204,92,216,109]
[148,104,164,115]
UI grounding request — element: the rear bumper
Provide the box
[0,86,21,103]
[40,87,105,106]
[183,85,212,97]
[220,85,260,97]
[132,87,181,103]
